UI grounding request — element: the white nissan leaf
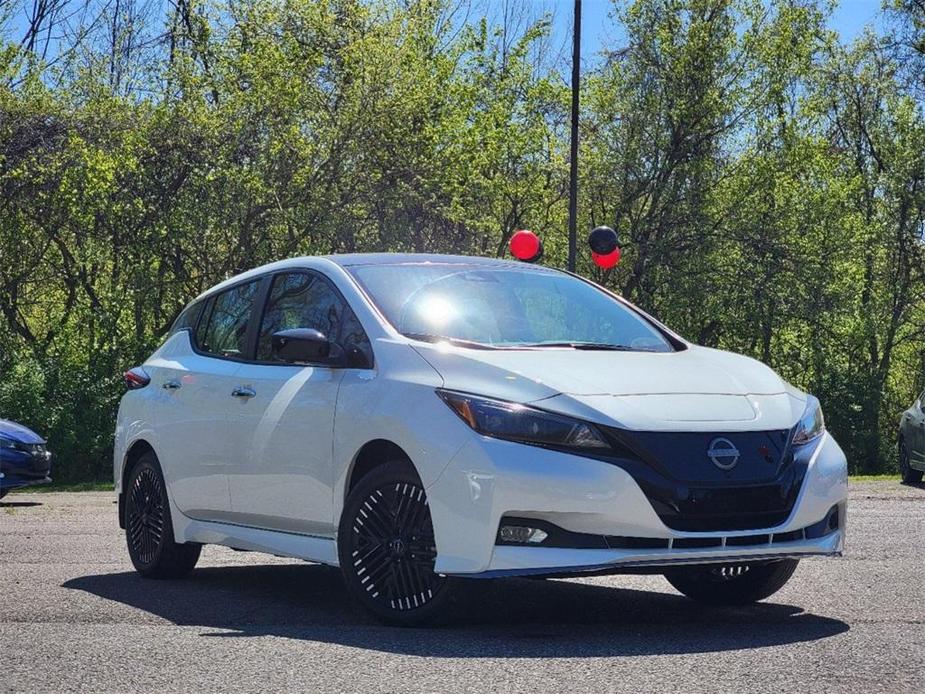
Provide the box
[114,254,847,625]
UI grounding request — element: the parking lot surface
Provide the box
[2,481,923,693]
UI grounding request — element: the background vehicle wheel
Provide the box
[664,559,799,605]
[125,451,200,578]
[338,460,456,626]
[899,440,923,484]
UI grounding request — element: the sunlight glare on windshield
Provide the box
[348,263,674,352]
[416,295,456,329]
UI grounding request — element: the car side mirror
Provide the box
[271,329,346,367]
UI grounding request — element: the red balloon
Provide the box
[592,247,621,269]
[509,230,541,261]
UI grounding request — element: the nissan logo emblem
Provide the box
[707,437,740,470]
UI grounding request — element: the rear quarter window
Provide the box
[167,301,203,338]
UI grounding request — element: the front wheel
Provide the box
[125,452,200,578]
[899,440,923,484]
[338,461,456,626]
[664,559,799,605]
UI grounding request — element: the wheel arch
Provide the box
[118,439,156,528]
[344,439,417,499]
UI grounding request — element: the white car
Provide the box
[114,254,847,625]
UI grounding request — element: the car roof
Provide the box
[193,253,560,303]
[324,253,539,269]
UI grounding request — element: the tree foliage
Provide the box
[0,0,923,480]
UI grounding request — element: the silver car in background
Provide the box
[899,393,925,484]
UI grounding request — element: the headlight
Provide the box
[437,390,611,451]
[793,395,825,445]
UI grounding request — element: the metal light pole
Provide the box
[567,0,581,273]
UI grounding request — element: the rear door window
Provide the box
[196,281,261,359]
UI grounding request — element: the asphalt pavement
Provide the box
[2,481,923,693]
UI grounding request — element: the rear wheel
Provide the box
[125,452,200,578]
[0,489,7,500]
[899,440,923,484]
[338,461,456,626]
[664,559,799,605]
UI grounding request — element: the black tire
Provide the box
[0,489,7,500]
[338,460,456,626]
[664,559,799,605]
[899,440,924,484]
[125,452,200,578]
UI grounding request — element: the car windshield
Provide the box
[346,262,675,352]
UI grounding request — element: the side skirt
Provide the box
[181,517,339,567]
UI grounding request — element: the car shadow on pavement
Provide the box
[63,563,849,657]
[0,500,41,508]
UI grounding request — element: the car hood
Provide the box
[0,418,45,444]
[412,343,805,432]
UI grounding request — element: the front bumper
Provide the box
[0,473,53,491]
[1,448,53,491]
[426,431,847,576]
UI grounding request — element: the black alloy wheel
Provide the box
[338,461,455,626]
[128,465,166,564]
[125,451,200,578]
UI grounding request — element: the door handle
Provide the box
[231,386,256,398]
[162,380,182,390]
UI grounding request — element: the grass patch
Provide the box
[849,474,897,482]
[7,481,113,494]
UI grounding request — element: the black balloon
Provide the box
[588,226,618,255]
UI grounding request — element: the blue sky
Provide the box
[545,0,885,62]
[3,0,889,67]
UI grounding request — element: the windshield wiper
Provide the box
[403,333,501,350]
[517,341,637,351]
[405,334,644,352]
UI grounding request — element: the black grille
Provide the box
[600,427,809,532]
[673,537,722,549]
[727,533,771,546]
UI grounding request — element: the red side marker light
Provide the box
[509,230,543,263]
[592,247,621,269]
